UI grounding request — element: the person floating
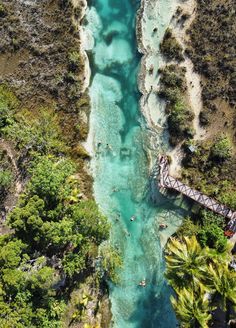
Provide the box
[159,223,168,229]
[106,144,112,151]
[130,215,136,221]
[139,279,146,287]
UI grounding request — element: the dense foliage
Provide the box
[160,28,184,62]
[0,155,111,326]
[0,82,116,326]
[182,138,236,210]
[166,236,236,327]
[158,65,194,145]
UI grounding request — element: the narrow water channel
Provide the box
[84,1,183,327]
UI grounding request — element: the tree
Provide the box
[165,236,206,289]
[28,156,75,207]
[70,200,110,245]
[205,263,236,311]
[171,283,212,328]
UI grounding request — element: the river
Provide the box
[83,0,183,327]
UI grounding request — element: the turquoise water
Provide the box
[85,1,183,327]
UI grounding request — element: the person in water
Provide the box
[159,223,168,229]
[130,215,136,221]
[139,279,146,287]
[106,143,112,151]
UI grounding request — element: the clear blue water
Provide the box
[85,1,183,327]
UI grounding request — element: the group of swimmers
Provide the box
[139,279,146,287]
[97,142,113,152]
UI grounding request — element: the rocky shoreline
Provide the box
[136,0,178,170]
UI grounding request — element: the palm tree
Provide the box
[205,263,236,311]
[165,236,207,289]
[171,283,213,328]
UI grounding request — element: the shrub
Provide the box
[0,85,18,131]
[0,170,13,190]
[210,137,232,161]
[197,223,227,252]
[176,217,200,238]
[0,3,7,17]
[200,209,225,228]
[160,28,184,61]
[68,51,81,71]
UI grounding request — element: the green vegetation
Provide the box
[166,236,236,327]
[99,243,122,284]
[3,108,67,155]
[160,28,184,62]
[0,3,7,17]
[158,65,194,145]
[210,137,232,162]
[198,223,227,252]
[171,284,212,328]
[0,85,18,132]
[181,138,236,210]
[0,169,13,189]
[0,149,15,203]
[0,81,117,326]
[0,155,111,326]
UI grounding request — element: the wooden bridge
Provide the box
[158,155,236,235]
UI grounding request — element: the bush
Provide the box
[68,51,81,71]
[197,223,227,252]
[210,137,232,161]
[176,217,200,238]
[0,169,13,190]
[160,28,184,61]
[0,85,18,131]
[3,108,67,155]
[28,156,75,207]
[200,209,225,228]
[0,3,7,17]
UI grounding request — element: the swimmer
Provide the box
[139,279,146,287]
[159,223,168,229]
[130,215,136,221]
[106,144,112,151]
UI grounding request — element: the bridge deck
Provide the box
[159,156,236,233]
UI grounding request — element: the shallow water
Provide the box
[84,1,184,327]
